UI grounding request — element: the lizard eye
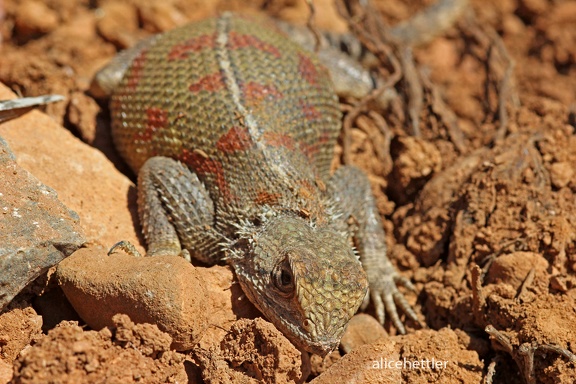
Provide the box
[272,261,295,296]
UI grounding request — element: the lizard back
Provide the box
[111,13,341,216]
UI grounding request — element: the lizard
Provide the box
[93,4,465,355]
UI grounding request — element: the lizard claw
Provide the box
[108,240,191,261]
[395,274,417,292]
[108,240,143,257]
[362,271,420,334]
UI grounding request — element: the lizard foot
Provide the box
[362,270,420,334]
[107,240,191,262]
[108,240,143,257]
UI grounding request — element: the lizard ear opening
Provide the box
[272,257,295,297]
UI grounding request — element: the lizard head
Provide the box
[227,213,368,356]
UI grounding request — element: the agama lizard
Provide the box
[94,4,465,355]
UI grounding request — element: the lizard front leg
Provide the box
[327,165,419,333]
[137,156,225,264]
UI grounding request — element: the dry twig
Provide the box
[460,11,519,144]
[486,325,576,384]
[304,0,322,53]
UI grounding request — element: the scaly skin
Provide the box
[107,12,418,356]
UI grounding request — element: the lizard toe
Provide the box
[108,240,143,257]
[383,282,407,335]
[360,289,371,312]
[368,271,420,334]
[393,289,421,325]
[395,274,417,292]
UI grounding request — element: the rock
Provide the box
[66,91,100,144]
[549,161,574,188]
[0,83,144,255]
[14,0,59,40]
[96,2,145,49]
[311,328,483,384]
[56,246,209,351]
[340,314,388,354]
[486,252,549,291]
[137,2,188,32]
[0,138,85,310]
[311,335,400,384]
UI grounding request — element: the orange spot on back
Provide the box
[254,190,282,205]
[242,82,283,104]
[189,72,225,92]
[126,49,148,91]
[168,34,217,60]
[296,179,318,201]
[298,53,319,86]
[299,100,321,121]
[216,126,254,153]
[228,32,281,58]
[179,149,233,201]
[299,130,331,162]
[299,142,316,161]
[135,107,169,142]
[318,130,332,145]
[262,132,296,151]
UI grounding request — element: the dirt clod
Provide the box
[12,317,187,383]
[195,318,308,384]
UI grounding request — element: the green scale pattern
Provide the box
[111,14,341,216]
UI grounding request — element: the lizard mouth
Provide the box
[296,317,345,356]
[296,336,340,357]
